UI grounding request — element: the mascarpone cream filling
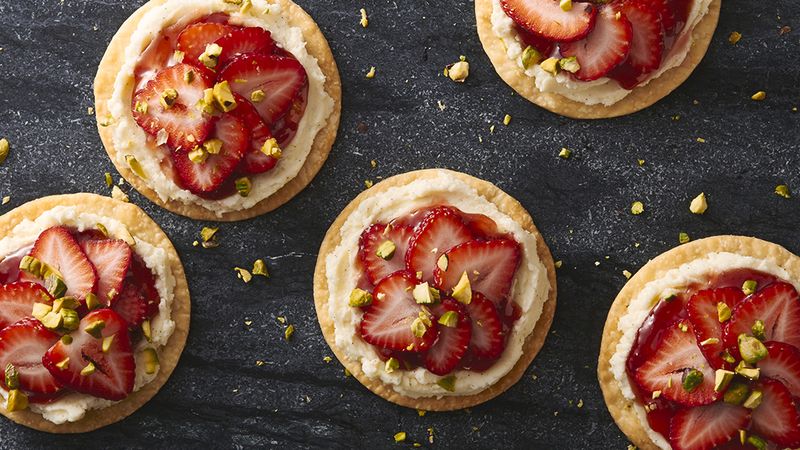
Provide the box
[489,0,712,106]
[107,0,335,217]
[0,206,176,424]
[325,174,550,398]
[609,252,799,450]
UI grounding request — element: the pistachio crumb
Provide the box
[775,184,791,198]
[1,196,9,206]
[252,259,269,277]
[234,267,252,283]
[365,66,376,79]
[394,432,407,443]
[436,375,456,392]
[503,114,511,126]
[250,90,265,103]
[696,137,706,143]
[235,177,252,197]
[540,57,559,75]
[359,8,368,28]
[558,148,572,159]
[559,0,572,11]
[728,31,742,44]
[622,270,632,279]
[364,179,374,189]
[751,91,766,101]
[447,61,470,82]
[323,356,332,363]
[630,201,644,215]
[554,260,563,269]
[417,409,426,417]
[284,324,295,341]
[679,232,690,244]
[689,192,708,214]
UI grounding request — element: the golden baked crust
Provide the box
[0,194,190,433]
[598,235,800,449]
[474,0,721,119]
[313,169,557,410]
[94,0,342,221]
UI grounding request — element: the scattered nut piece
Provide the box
[364,180,374,189]
[0,138,10,164]
[696,137,706,143]
[728,31,742,44]
[502,114,512,126]
[558,56,580,73]
[689,192,708,214]
[775,184,791,199]
[751,91,766,101]
[560,0,572,12]
[394,432,407,443]
[623,270,632,279]
[558,148,572,159]
[365,66,376,79]
[1,196,9,205]
[234,267,252,283]
[679,232,691,244]
[284,324,295,341]
[111,186,129,202]
[252,259,269,277]
[446,60,469,82]
[630,201,644,215]
[359,8,368,27]
[540,57,560,75]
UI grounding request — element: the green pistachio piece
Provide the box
[714,369,735,392]
[700,337,719,346]
[125,155,148,179]
[85,293,101,311]
[540,57,560,75]
[679,232,691,244]
[521,46,542,69]
[53,296,79,312]
[102,334,115,353]
[41,311,63,330]
[410,317,428,338]
[260,137,282,159]
[436,254,449,272]
[196,88,217,115]
[80,362,96,376]
[394,432,407,443]
[721,350,736,364]
[188,146,208,164]
[134,101,148,115]
[349,288,373,307]
[6,389,28,412]
[631,201,645,215]
[5,363,19,390]
[212,81,238,112]
[724,382,750,405]
[0,138,9,165]
[250,90,265,103]
[143,347,159,375]
[142,319,152,342]
[385,357,399,373]
[412,282,440,305]
[183,69,195,83]
[451,271,472,305]
[738,334,768,364]
[436,375,456,392]
[104,172,114,187]
[739,429,747,445]
[235,177,252,197]
[159,88,178,109]
[284,324,295,341]
[558,56,580,73]
[746,435,767,450]
[418,310,432,327]
[55,357,70,370]
[200,226,219,243]
[95,223,109,237]
[44,273,67,298]
[60,308,79,331]
[559,0,572,11]
[60,335,72,345]
[751,319,766,341]
[681,369,704,393]
[252,259,269,277]
[84,320,106,339]
[199,43,222,68]
[775,184,791,199]
[717,302,732,322]
[31,302,52,321]
[743,389,763,409]
[375,240,397,260]
[438,311,459,328]
[734,361,760,380]
[19,255,43,278]
[742,279,757,295]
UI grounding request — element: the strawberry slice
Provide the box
[215,27,275,67]
[759,342,800,397]
[651,0,678,34]
[43,309,135,401]
[218,54,307,124]
[723,282,800,351]
[24,226,97,301]
[0,282,53,329]
[132,63,214,151]
[751,378,800,447]
[358,224,415,285]
[633,321,719,406]
[559,6,632,81]
[176,22,234,64]
[517,26,556,57]
[668,402,750,450]
[463,292,505,359]
[80,239,132,307]
[686,287,744,369]
[112,256,160,328]
[433,239,521,305]
[424,299,472,375]
[230,95,278,174]
[499,0,597,42]
[359,272,438,352]
[609,1,664,89]
[405,207,473,283]
[0,318,61,395]
[173,112,247,195]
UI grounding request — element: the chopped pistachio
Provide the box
[375,240,397,260]
[134,101,148,114]
[200,226,219,244]
[746,435,767,450]
[752,319,766,341]
[143,347,159,375]
[724,382,750,405]
[436,375,456,392]
[741,279,757,295]
[203,138,223,155]
[630,201,644,215]
[622,270,632,279]
[359,8,368,27]
[651,390,661,399]
[438,311,458,328]
[234,267,253,283]
[700,337,719,346]
[96,223,109,237]
[199,43,223,68]
[451,271,472,305]
[197,88,216,115]
[252,259,269,277]
[235,177,252,197]
[187,146,208,164]
[284,324,295,341]
[212,81,237,112]
[503,114,512,126]
[0,138,9,164]
[61,308,79,331]
[4,363,19,390]
[559,0,572,11]
[44,273,67,298]
[743,389,763,409]
[558,148,572,159]
[84,320,106,339]
[31,302,53,322]
[159,88,178,109]
[6,389,28,412]
[183,69,195,84]
[751,91,766,101]
[410,317,428,338]
[728,31,742,44]
[111,186,129,202]
[103,173,114,188]
[385,357,399,373]
[261,137,282,159]
[735,361,760,380]
[348,288,373,307]
[738,334,768,364]
[238,0,252,13]
[689,192,708,214]
[447,61,469,82]
[775,184,791,198]
[100,334,115,353]
[142,319,152,342]
[55,357,70,370]
[173,50,185,63]
[364,180,374,189]
[80,362,96,376]
[681,369,703,392]
[554,260,563,269]
[717,302,732,322]
[412,282,440,305]
[417,409,426,417]
[714,369,735,392]
[521,45,542,69]
[540,57,559,75]
[679,232,690,244]
[250,89,266,103]
[41,311,63,330]
[365,66,376,79]
[60,335,72,345]
[558,56,580,73]
[436,254,449,271]
[394,432,407,443]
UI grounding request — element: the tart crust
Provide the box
[94,0,342,221]
[474,0,721,119]
[0,194,190,433]
[598,235,800,449]
[313,169,557,410]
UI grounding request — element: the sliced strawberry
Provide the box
[24,226,97,301]
[751,378,800,448]
[218,54,307,124]
[176,22,234,64]
[173,112,247,195]
[0,318,61,395]
[405,207,473,283]
[132,63,214,151]
[760,342,800,397]
[633,321,719,406]
[609,1,664,89]
[686,287,744,369]
[559,6,632,81]
[723,282,800,350]
[112,256,160,328]
[499,0,597,42]
[0,282,53,329]
[230,95,278,174]
[424,299,471,375]
[359,272,438,352]
[215,27,275,67]
[651,0,678,34]
[271,81,308,148]
[358,224,415,286]
[516,26,556,57]
[43,309,135,401]
[433,239,521,306]
[463,292,505,359]
[80,239,132,307]
[668,402,750,450]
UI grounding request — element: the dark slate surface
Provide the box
[0,0,797,448]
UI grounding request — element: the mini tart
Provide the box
[313,169,557,410]
[599,236,800,449]
[0,194,189,433]
[95,0,341,221]
[475,0,721,119]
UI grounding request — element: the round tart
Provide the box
[475,0,721,118]
[599,236,800,449]
[0,194,189,433]
[95,0,341,221]
[313,169,556,410]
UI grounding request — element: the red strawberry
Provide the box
[358,224,415,285]
[43,309,135,401]
[424,299,471,375]
[751,378,800,447]
[176,22,234,64]
[609,1,663,89]
[433,239,521,306]
[499,0,597,42]
[760,342,800,397]
[24,226,97,301]
[0,282,53,329]
[359,272,438,352]
[215,27,276,67]
[218,54,307,124]
[686,287,744,369]
[80,239,132,307]
[271,82,308,148]
[230,95,278,174]
[464,292,505,359]
[112,256,160,328]
[633,321,719,406]
[405,207,473,283]
[173,112,247,195]
[651,0,678,34]
[723,282,800,350]
[132,63,214,151]
[0,318,61,395]
[516,26,556,56]
[559,6,632,81]
[668,402,750,450]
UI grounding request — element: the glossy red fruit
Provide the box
[751,378,800,447]
[760,342,800,397]
[609,1,664,89]
[215,27,276,67]
[405,207,473,283]
[686,287,744,369]
[358,224,415,285]
[723,282,800,350]
[424,299,472,375]
[112,256,161,328]
[516,26,556,56]
[651,0,678,34]
[669,402,750,450]
[24,226,98,301]
[230,95,278,174]
[463,292,505,359]
[0,318,62,395]
[176,22,234,64]
[559,6,632,81]
[0,282,53,329]
[80,239,132,307]
[499,0,597,42]
[433,239,521,306]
